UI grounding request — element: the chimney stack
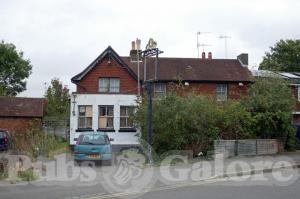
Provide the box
[237,53,248,67]
[201,52,206,59]
[208,52,212,60]
[130,39,142,62]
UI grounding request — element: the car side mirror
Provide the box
[74,138,78,141]
[109,138,114,142]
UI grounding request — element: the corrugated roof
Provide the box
[0,97,44,117]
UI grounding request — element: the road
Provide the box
[0,168,299,199]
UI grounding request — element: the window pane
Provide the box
[120,107,127,116]
[99,117,107,128]
[86,117,92,128]
[78,118,85,128]
[110,78,120,92]
[216,84,227,101]
[120,117,126,128]
[128,117,134,127]
[107,117,114,128]
[99,78,109,92]
[107,106,114,116]
[85,106,93,117]
[99,106,106,116]
[79,106,86,116]
[128,107,134,115]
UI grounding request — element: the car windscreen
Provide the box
[0,131,5,139]
[78,134,108,145]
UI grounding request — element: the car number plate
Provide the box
[88,154,100,158]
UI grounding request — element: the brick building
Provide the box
[69,44,252,149]
[0,97,45,133]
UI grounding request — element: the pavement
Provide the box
[0,151,299,199]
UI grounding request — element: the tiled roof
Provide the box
[122,57,252,82]
[0,97,44,117]
[72,46,252,83]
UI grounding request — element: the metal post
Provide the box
[144,56,147,82]
[137,51,140,96]
[146,81,153,145]
[155,48,158,80]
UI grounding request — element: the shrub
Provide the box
[10,121,67,159]
[135,93,219,156]
[242,78,296,149]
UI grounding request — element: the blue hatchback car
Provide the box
[73,132,112,165]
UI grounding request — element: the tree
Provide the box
[242,78,295,145]
[259,39,300,72]
[44,78,70,120]
[0,40,32,96]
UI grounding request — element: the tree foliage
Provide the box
[259,39,300,72]
[0,40,32,96]
[242,78,295,143]
[135,79,297,155]
[135,94,253,156]
[44,78,70,120]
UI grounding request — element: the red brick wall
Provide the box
[76,56,138,94]
[166,82,249,100]
[0,117,42,133]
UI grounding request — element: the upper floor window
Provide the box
[78,105,92,129]
[99,78,120,93]
[120,106,135,128]
[154,83,166,97]
[98,105,114,129]
[216,84,228,101]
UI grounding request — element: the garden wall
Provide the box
[214,139,279,157]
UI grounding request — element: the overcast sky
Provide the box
[1,0,299,97]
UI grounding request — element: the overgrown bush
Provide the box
[135,78,298,155]
[10,121,67,159]
[242,78,296,149]
[135,94,220,156]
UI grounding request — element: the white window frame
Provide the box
[98,105,114,129]
[99,78,120,93]
[120,106,135,128]
[216,84,228,101]
[78,105,93,129]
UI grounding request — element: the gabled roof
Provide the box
[72,46,252,83]
[0,97,44,117]
[122,57,252,82]
[71,46,138,82]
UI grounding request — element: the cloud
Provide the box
[0,0,299,97]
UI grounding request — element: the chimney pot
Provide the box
[201,52,206,59]
[208,52,212,60]
[136,38,141,50]
[131,41,136,50]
